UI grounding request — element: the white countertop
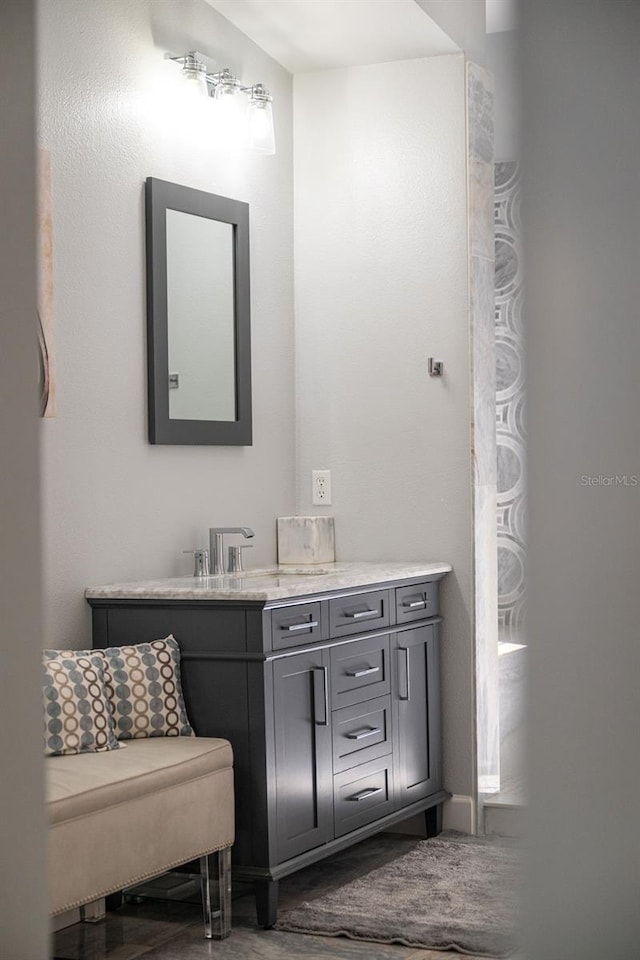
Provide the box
[85,561,452,603]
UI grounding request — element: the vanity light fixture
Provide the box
[166,51,276,155]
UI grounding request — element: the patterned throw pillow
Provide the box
[43,650,121,756]
[100,635,194,740]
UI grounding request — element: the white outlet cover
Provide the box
[312,470,332,505]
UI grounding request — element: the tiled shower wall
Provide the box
[495,162,526,643]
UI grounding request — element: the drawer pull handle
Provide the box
[346,786,384,802]
[283,620,319,632]
[313,667,329,725]
[346,727,382,741]
[398,646,410,701]
[404,599,429,609]
[346,665,380,678]
[345,609,379,620]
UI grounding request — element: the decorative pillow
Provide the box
[100,635,194,740]
[42,650,121,756]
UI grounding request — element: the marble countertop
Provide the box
[85,561,452,603]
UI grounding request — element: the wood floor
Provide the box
[53,893,490,960]
[52,832,520,960]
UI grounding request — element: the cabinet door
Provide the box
[393,623,442,807]
[273,649,333,862]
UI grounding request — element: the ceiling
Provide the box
[204,0,460,74]
[204,0,518,75]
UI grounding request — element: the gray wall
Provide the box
[294,55,475,800]
[38,0,295,647]
[0,2,49,956]
[522,1,640,954]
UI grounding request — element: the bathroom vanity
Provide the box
[86,561,451,926]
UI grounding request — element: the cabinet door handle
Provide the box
[344,609,379,620]
[346,727,381,740]
[346,665,380,678]
[283,620,318,633]
[346,786,384,802]
[398,646,410,701]
[313,666,329,726]
[404,598,429,609]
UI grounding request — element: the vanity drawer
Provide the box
[332,696,392,774]
[395,581,439,624]
[271,602,322,650]
[330,634,390,708]
[329,589,390,639]
[334,757,394,837]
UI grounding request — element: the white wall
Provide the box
[523,1,640,954]
[0,2,49,956]
[486,30,520,161]
[294,56,475,799]
[38,0,295,647]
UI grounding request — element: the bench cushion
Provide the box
[47,736,232,823]
[47,737,234,915]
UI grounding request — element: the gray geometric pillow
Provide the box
[42,650,121,756]
[100,635,194,740]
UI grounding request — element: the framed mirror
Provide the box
[145,177,252,444]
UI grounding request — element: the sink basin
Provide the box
[245,566,335,577]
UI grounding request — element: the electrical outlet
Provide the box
[312,470,332,505]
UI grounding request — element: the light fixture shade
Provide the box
[211,75,245,146]
[212,68,241,100]
[181,54,209,98]
[247,87,275,155]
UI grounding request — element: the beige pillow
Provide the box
[100,635,194,740]
[42,650,121,756]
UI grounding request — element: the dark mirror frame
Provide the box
[145,177,252,445]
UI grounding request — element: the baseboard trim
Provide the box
[442,794,476,834]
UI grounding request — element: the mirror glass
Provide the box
[146,178,252,445]
[166,210,235,422]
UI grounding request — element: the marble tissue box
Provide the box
[277,516,336,566]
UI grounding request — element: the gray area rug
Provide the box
[275,832,521,957]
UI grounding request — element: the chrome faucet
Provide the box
[209,527,254,575]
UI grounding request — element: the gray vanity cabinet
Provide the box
[272,649,333,861]
[393,624,441,806]
[88,573,448,927]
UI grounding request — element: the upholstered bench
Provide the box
[43,637,234,940]
[47,735,234,937]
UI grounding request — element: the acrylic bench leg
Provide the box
[200,847,232,940]
[80,898,106,923]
